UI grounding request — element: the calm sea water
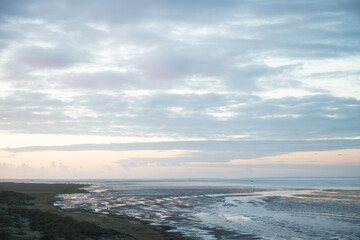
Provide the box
[3,177,360,188]
[3,178,360,239]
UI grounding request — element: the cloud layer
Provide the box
[4,139,360,167]
[0,0,359,175]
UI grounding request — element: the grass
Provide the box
[0,182,172,240]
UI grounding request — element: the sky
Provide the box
[0,0,359,179]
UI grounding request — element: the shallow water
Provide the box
[53,179,360,240]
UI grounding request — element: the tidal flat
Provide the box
[0,182,175,240]
[1,179,360,239]
[54,179,360,239]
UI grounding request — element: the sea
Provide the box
[5,177,360,239]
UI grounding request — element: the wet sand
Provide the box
[54,181,360,239]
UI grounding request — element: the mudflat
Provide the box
[0,182,172,240]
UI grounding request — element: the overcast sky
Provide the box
[0,0,359,179]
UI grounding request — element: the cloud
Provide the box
[62,71,137,89]
[126,94,360,139]
[0,163,14,169]
[50,161,68,169]
[224,63,293,91]
[21,163,31,169]
[13,45,87,69]
[0,27,14,53]
[0,88,359,140]
[3,139,359,169]
[4,138,360,155]
[0,91,71,134]
[0,0,359,177]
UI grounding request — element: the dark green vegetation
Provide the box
[9,208,131,239]
[0,182,174,240]
[0,191,35,205]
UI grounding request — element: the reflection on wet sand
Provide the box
[54,182,360,240]
[291,189,360,203]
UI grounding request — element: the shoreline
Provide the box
[2,180,358,240]
[0,182,186,240]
